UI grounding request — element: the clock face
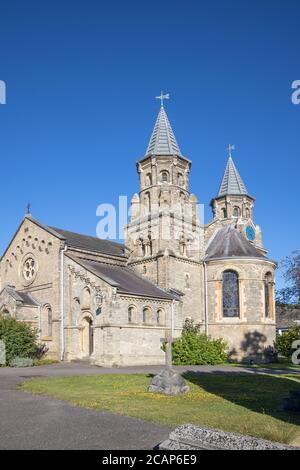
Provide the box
[246,225,255,241]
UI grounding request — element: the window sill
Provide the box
[41,336,53,341]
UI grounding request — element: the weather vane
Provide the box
[226,144,235,158]
[155,91,170,107]
[26,202,31,215]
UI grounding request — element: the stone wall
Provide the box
[0,217,63,358]
[64,256,179,366]
[205,258,276,361]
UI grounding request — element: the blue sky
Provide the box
[0,0,299,288]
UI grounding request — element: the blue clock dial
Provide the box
[246,225,255,241]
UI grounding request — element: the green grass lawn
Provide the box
[20,372,300,446]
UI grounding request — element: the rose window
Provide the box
[23,257,36,281]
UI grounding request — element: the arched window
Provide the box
[185,273,190,289]
[42,305,53,338]
[146,173,152,186]
[177,173,183,186]
[156,309,165,325]
[233,207,240,218]
[161,171,169,183]
[128,305,137,324]
[223,270,240,317]
[47,307,53,337]
[245,207,250,219]
[144,192,151,212]
[72,298,80,324]
[82,287,91,309]
[264,272,273,318]
[180,192,186,205]
[142,307,151,324]
[221,208,227,219]
[179,238,186,256]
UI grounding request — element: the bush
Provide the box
[9,357,34,368]
[276,325,300,359]
[172,328,228,366]
[0,314,40,365]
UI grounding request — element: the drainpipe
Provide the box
[171,299,175,339]
[38,305,42,341]
[203,261,209,335]
[60,244,68,361]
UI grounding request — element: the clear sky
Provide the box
[0,0,299,288]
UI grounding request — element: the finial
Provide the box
[226,144,235,158]
[155,91,170,107]
[26,202,32,217]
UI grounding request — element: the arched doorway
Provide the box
[80,316,94,357]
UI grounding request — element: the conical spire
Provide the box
[217,156,248,197]
[145,105,182,156]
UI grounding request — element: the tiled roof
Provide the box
[205,225,265,260]
[75,258,175,300]
[49,227,126,257]
[145,105,182,156]
[217,157,248,197]
[3,286,40,306]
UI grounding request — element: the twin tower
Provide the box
[124,98,276,361]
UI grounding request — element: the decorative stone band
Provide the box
[159,424,298,450]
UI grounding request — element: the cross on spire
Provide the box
[226,144,235,158]
[155,91,170,107]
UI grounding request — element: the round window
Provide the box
[22,257,37,282]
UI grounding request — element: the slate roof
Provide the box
[145,105,182,156]
[276,306,300,330]
[205,225,266,261]
[49,227,126,258]
[217,157,249,197]
[74,257,175,300]
[3,286,40,306]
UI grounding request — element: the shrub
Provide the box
[0,314,40,365]
[276,325,300,359]
[9,357,34,368]
[172,329,228,365]
[182,318,201,335]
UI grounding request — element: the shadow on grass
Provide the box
[181,370,300,427]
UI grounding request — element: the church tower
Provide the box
[207,147,264,251]
[125,95,203,321]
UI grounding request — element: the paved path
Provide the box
[0,363,298,450]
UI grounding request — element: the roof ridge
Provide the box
[50,226,124,247]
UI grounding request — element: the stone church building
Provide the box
[0,101,276,365]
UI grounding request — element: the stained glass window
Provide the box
[223,270,240,317]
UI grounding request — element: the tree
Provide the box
[276,325,300,359]
[276,250,300,305]
[0,314,39,365]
